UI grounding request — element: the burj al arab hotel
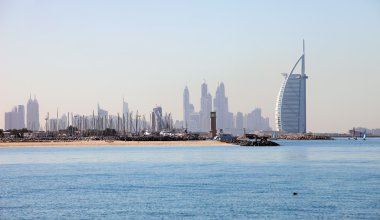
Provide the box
[275,41,308,133]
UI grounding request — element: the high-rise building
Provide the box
[200,82,212,132]
[4,105,25,130]
[235,112,244,133]
[152,106,163,132]
[98,104,108,118]
[97,104,108,130]
[183,86,190,129]
[4,112,12,130]
[213,82,229,132]
[123,98,129,118]
[189,112,200,132]
[17,105,25,129]
[58,114,68,130]
[27,95,40,131]
[246,108,271,132]
[275,41,308,133]
[187,104,200,132]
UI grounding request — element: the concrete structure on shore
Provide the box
[275,40,308,133]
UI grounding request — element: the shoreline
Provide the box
[0,140,233,148]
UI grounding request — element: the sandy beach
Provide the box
[0,140,233,148]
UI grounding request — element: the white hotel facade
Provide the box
[275,41,308,133]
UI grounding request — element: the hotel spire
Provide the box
[302,39,305,76]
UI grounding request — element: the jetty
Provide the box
[276,134,332,140]
[221,134,279,147]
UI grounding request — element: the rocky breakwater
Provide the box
[277,134,333,140]
[222,134,280,147]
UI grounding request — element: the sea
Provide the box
[1,138,380,219]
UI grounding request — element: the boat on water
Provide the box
[349,127,366,141]
[271,131,277,140]
[350,127,357,140]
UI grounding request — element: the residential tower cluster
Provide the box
[182,82,271,135]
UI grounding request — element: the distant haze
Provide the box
[1,0,379,133]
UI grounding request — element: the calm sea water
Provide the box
[1,139,380,219]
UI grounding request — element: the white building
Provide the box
[27,96,40,131]
[275,41,307,133]
[4,105,25,130]
[246,108,271,132]
[97,104,109,130]
[235,112,244,134]
[213,82,229,132]
[200,82,212,132]
[123,98,129,119]
[183,86,190,129]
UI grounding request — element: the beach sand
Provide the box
[0,140,233,148]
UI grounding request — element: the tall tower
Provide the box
[200,82,212,132]
[5,105,26,129]
[183,86,190,129]
[299,40,307,133]
[17,105,25,129]
[235,112,244,134]
[152,106,163,132]
[213,82,229,131]
[275,41,308,133]
[122,98,129,118]
[27,95,40,131]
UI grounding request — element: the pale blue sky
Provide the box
[1,0,379,132]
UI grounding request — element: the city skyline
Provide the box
[1,1,379,133]
[3,81,272,135]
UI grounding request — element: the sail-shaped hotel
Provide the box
[275,41,308,133]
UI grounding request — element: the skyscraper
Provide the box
[4,105,25,130]
[246,108,271,132]
[98,104,108,130]
[123,98,129,118]
[275,41,308,133]
[183,86,190,129]
[98,104,108,118]
[235,112,244,133]
[152,106,163,132]
[27,95,40,131]
[17,105,25,129]
[200,82,212,132]
[4,112,11,130]
[213,82,229,132]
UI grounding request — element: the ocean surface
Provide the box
[1,139,380,219]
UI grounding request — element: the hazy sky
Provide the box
[1,0,379,133]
